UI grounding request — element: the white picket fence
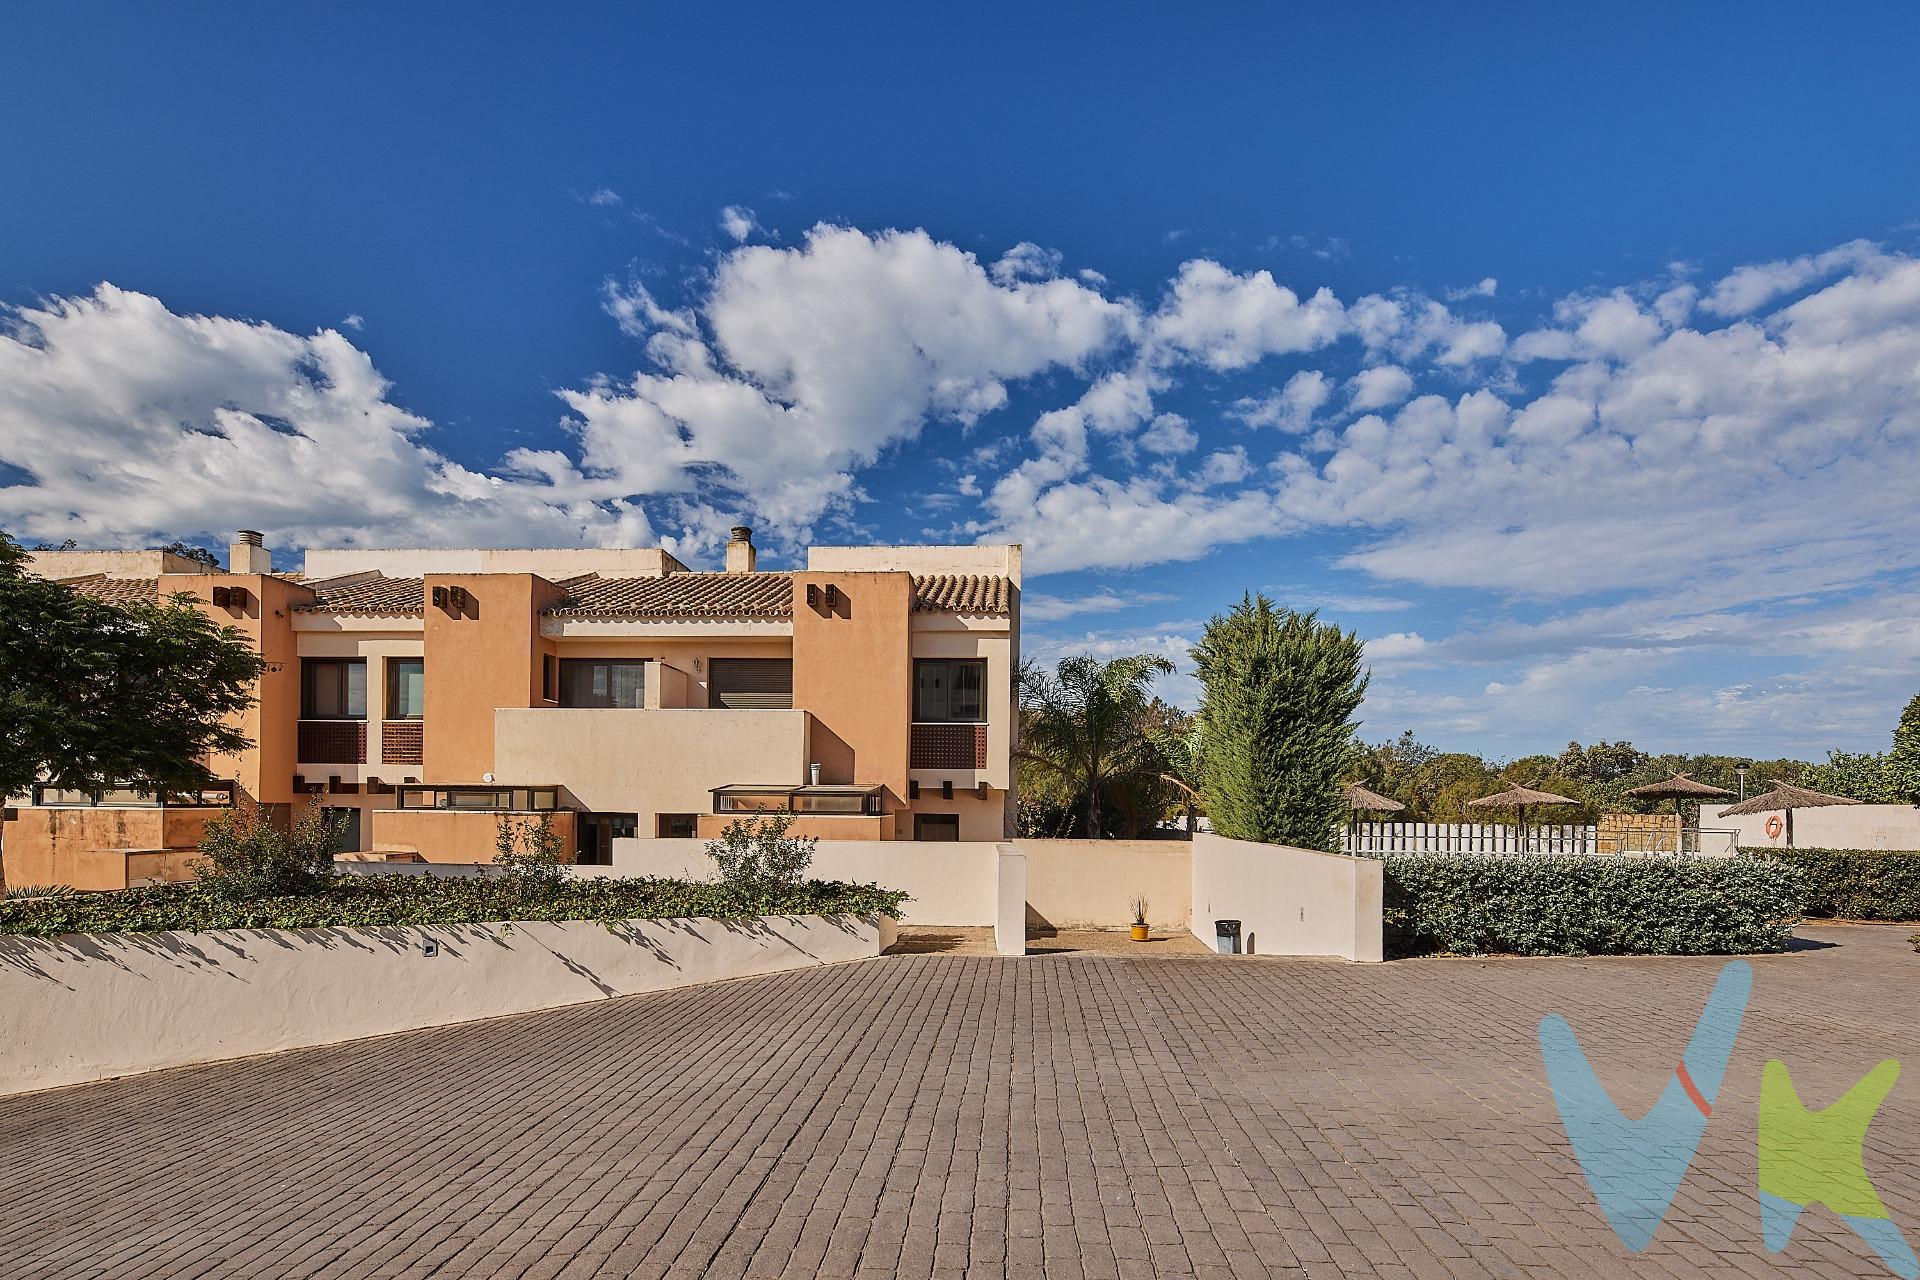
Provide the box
[1342,822,1596,855]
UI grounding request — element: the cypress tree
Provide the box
[1190,595,1368,851]
[1890,693,1920,805]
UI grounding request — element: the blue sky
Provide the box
[5,3,1920,759]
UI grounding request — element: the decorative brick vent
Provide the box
[911,723,988,770]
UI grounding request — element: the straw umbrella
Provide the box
[1716,780,1861,849]
[1625,772,1735,848]
[1342,782,1405,815]
[1469,782,1577,851]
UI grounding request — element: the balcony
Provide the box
[910,722,988,770]
[381,720,424,765]
[298,719,367,765]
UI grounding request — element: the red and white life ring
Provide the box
[1764,814,1784,839]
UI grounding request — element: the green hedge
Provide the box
[0,874,907,939]
[1380,854,1803,957]
[1743,847,1920,921]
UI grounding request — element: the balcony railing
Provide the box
[910,722,988,770]
[380,720,424,765]
[298,719,367,765]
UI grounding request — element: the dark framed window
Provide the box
[914,659,986,723]
[656,813,698,839]
[577,812,637,865]
[386,657,424,720]
[303,658,367,720]
[558,658,646,708]
[708,658,793,709]
[542,653,559,703]
[915,814,961,842]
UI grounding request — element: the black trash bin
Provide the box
[1214,919,1241,955]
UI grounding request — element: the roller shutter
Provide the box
[708,658,793,709]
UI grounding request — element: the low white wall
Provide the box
[1019,839,1192,930]
[1189,832,1383,962]
[0,913,893,1097]
[1703,802,1920,851]
[613,838,1000,926]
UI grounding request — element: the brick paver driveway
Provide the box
[2,924,1914,1279]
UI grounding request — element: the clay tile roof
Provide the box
[911,574,1011,614]
[60,576,159,606]
[548,573,796,619]
[296,576,426,616]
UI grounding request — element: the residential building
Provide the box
[2,529,1019,888]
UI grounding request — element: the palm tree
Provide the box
[1153,720,1205,837]
[1017,653,1175,838]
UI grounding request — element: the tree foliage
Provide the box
[193,800,340,899]
[0,530,267,799]
[1191,596,1368,852]
[1017,654,1175,839]
[1889,694,1920,806]
[704,813,817,889]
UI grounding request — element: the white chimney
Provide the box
[725,526,756,574]
[229,529,271,574]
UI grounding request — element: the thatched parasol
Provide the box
[1469,782,1577,846]
[1715,780,1861,848]
[1625,772,1735,824]
[1342,782,1405,815]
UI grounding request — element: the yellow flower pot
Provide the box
[1130,924,1150,942]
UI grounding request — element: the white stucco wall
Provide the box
[1020,839,1193,930]
[613,838,1003,925]
[0,913,893,1097]
[1189,832,1383,962]
[1701,803,1920,851]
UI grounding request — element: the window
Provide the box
[915,814,961,842]
[303,658,367,720]
[914,659,986,723]
[386,658,424,719]
[657,813,698,838]
[396,785,560,811]
[323,807,363,854]
[708,658,793,709]
[558,658,646,709]
[542,653,559,703]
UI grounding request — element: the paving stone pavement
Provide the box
[0,923,1914,1279]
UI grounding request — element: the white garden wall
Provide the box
[1702,802,1920,851]
[1189,832,1383,962]
[0,912,894,1097]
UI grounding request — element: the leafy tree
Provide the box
[0,530,267,800]
[1191,596,1368,852]
[1800,749,1902,803]
[1018,654,1175,839]
[193,800,340,898]
[1890,694,1920,806]
[1150,712,1205,837]
[494,812,569,891]
[704,813,816,888]
[161,540,223,569]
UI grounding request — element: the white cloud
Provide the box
[341,313,365,331]
[0,285,644,552]
[991,242,1063,285]
[1347,365,1414,411]
[1446,277,1498,301]
[719,205,760,242]
[1701,239,1880,316]
[1147,260,1345,371]
[1137,413,1198,455]
[1022,589,1173,622]
[584,188,622,207]
[1232,370,1332,431]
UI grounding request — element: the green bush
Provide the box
[1380,854,1804,957]
[0,874,907,939]
[704,814,816,889]
[1743,847,1920,921]
[193,801,340,899]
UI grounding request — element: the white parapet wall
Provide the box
[613,838,1004,925]
[996,844,1027,956]
[0,913,895,1097]
[1189,832,1383,962]
[1703,802,1920,851]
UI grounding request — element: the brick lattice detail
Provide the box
[911,722,988,770]
[380,721,423,765]
[297,720,366,765]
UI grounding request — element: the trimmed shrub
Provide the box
[0,874,907,939]
[1380,853,1804,957]
[1744,847,1920,921]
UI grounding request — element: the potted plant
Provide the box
[1129,895,1150,942]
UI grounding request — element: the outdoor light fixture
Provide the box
[806,583,822,610]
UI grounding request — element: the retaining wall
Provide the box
[0,912,894,1097]
[1190,832,1382,962]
